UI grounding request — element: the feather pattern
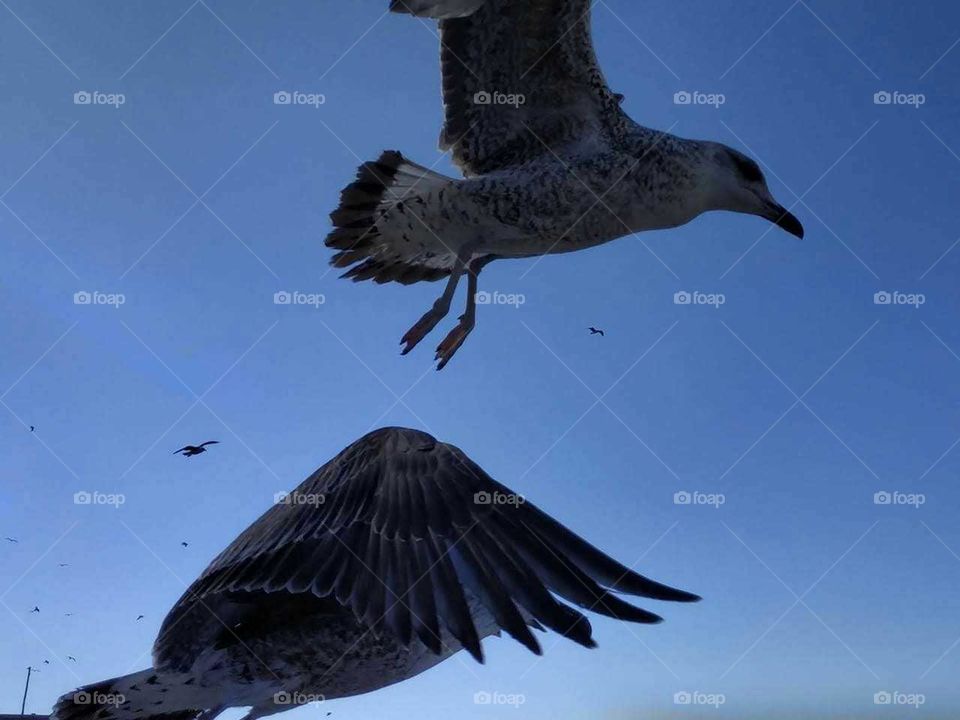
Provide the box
[154,427,697,676]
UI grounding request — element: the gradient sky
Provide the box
[2,1,960,718]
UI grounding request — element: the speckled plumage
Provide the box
[325,1,801,368]
[53,427,698,720]
[327,0,709,282]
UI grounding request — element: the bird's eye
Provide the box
[733,155,763,184]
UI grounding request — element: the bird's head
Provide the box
[703,143,804,239]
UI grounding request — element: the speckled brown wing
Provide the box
[153,427,697,671]
[432,0,632,175]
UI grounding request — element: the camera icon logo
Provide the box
[474,290,491,305]
[873,291,891,305]
[474,491,492,505]
[273,91,292,105]
[74,91,92,105]
[473,691,492,705]
[674,691,692,705]
[673,491,692,505]
[473,91,491,105]
[873,491,892,505]
[673,290,691,305]
[274,491,291,505]
[274,291,292,305]
[273,692,292,705]
[74,290,92,305]
[873,691,892,705]
[74,491,92,505]
[873,91,891,105]
[673,91,691,105]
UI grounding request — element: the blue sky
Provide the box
[2,0,960,718]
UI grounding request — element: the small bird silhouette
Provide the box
[64,612,74,617]
[173,441,219,457]
[67,656,76,662]
[137,615,144,621]
[31,606,39,613]
[58,563,69,567]
[30,425,35,432]
[588,327,605,336]
[4,537,18,543]
[43,660,50,665]
[181,541,189,547]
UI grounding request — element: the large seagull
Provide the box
[326,0,803,369]
[54,427,697,720]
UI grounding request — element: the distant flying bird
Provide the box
[4,537,17,543]
[326,1,803,370]
[44,660,50,665]
[53,427,697,720]
[180,542,189,548]
[67,656,76,662]
[173,441,219,457]
[31,606,39,613]
[30,425,35,432]
[65,613,74,617]
[588,327,605,337]
[59,563,69,567]
[137,615,145,621]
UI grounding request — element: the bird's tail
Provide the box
[325,150,458,284]
[53,668,204,720]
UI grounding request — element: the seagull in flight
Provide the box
[588,327,605,337]
[4,537,18,543]
[53,427,698,720]
[326,0,803,369]
[173,441,219,457]
[31,606,39,613]
[137,615,145,621]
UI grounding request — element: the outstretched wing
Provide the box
[199,441,220,448]
[395,0,631,175]
[155,427,697,668]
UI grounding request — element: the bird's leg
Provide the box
[435,257,485,370]
[400,248,472,355]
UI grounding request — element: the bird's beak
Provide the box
[763,201,804,239]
